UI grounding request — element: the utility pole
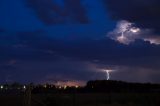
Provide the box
[23,85,32,106]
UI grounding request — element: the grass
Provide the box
[0,94,23,106]
[0,93,160,106]
[37,93,160,106]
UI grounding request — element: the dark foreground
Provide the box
[1,80,160,106]
[0,92,160,106]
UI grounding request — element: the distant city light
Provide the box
[75,85,79,88]
[0,85,3,89]
[23,85,26,89]
[44,85,47,88]
[64,85,67,89]
[55,81,85,87]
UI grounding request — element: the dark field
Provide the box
[0,93,160,106]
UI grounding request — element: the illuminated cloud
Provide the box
[104,0,160,34]
[107,20,160,45]
[144,36,160,45]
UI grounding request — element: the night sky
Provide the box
[1,0,160,84]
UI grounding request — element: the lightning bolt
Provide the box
[105,70,110,80]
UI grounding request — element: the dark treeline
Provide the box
[86,80,160,93]
[1,80,160,94]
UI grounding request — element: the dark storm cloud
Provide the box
[60,39,160,69]
[15,31,160,70]
[7,30,160,70]
[0,31,62,61]
[26,0,89,25]
[27,59,95,82]
[111,66,160,83]
[104,0,160,33]
[1,30,160,82]
[26,0,66,24]
[64,0,89,23]
[0,60,18,83]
